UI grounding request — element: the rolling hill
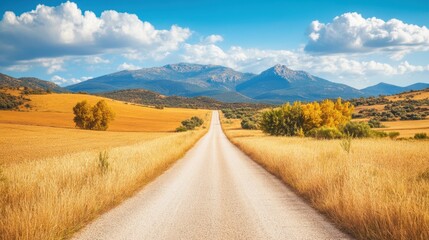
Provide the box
[0,73,67,93]
[361,82,429,96]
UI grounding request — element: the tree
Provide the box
[73,100,93,129]
[91,100,115,131]
[259,98,354,137]
[73,100,115,130]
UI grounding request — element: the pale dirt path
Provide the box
[74,111,351,240]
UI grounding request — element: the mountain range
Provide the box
[1,63,428,103]
[66,63,255,102]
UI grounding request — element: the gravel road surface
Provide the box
[74,111,351,240]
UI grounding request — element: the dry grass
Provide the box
[0,123,171,164]
[386,89,429,101]
[0,93,209,131]
[376,119,429,138]
[0,93,211,239]
[0,129,207,240]
[222,120,429,240]
[354,104,386,112]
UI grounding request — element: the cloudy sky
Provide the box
[0,0,428,88]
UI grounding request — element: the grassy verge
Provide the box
[0,127,208,239]
[222,118,429,240]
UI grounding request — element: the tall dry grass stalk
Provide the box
[0,130,206,240]
[225,128,429,240]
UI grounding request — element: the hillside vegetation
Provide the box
[0,92,26,110]
[222,118,429,240]
[100,88,269,109]
[0,93,209,132]
[0,73,67,93]
[352,88,429,121]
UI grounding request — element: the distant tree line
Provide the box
[100,90,271,110]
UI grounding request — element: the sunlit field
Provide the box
[222,117,429,240]
[0,93,211,239]
[0,93,209,132]
[375,119,429,138]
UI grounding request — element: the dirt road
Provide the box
[74,111,351,240]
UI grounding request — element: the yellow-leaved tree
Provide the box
[73,100,115,131]
[260,98,354,136]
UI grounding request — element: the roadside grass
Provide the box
[0,129,208,240]
[222,118,429,240]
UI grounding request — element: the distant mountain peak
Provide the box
[163,62,217,73]
[261,64,314,82]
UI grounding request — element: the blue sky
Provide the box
[0,0,428,88]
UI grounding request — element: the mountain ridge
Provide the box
[66,63,255,102]
[0,73,67,93]
[2,63,428,103]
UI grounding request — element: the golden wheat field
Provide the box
[0,123,171,164]
[0,130,207,240]
[0,93,211,239]
[0,93,209,131]
[376,119,429,137]
[222,118,429,240]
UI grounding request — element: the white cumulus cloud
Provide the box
[203,35,224,44]
[305,12,429,57]
[0,1,191,66]
[51,75,91,86]
[117,62,140,71]
[181,42,429,82]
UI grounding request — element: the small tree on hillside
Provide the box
[73,100,93,129]
[91,100,115,130]
[73,100,115,131]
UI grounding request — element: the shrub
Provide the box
[368,118,384,128]
[340,135,352,153]
[370,130,388,138]
[181,119,196,130]
[307,126,343,139]
[178,116,204,131]
[388,132,400,139]
[0,92,24,110]
[73,100,115,131]
[259,108,287,136]
[414,133,428,139]
[341,121,372,138]
[97,151,109,174]
[191,116,204,127]
[175,126,188,132]
[241,118,257,130]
